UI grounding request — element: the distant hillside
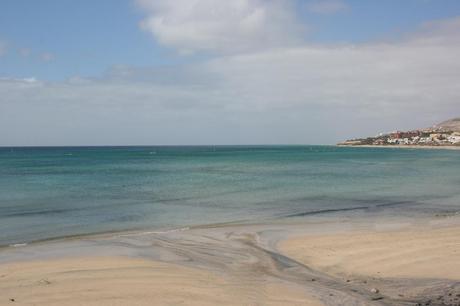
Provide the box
[339,117,460,147]
[430,117,460,132]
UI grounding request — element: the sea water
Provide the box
[1,145,459,246]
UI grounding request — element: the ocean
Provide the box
[1,145,459,246]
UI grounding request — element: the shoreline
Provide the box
[2,214,460,305]
[337,144,460,150]
[2,202,453,251]
[0,199,426,249]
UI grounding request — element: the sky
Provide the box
[1,0,460,146]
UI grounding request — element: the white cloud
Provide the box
[0,77,38,84]
[305,0,348,15]
[136,0,305,54]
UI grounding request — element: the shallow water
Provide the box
[1,145,459,246]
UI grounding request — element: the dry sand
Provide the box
[2,219,460,305]
[280,225,460,280]
[0,256,323,306]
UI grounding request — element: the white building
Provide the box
[448,135,460,144]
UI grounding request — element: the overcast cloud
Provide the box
[1,1,460,146]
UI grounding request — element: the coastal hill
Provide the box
[339,117,460,147]
[431,117,460,132]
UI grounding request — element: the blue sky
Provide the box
[0,0,161,80]
[2,0,460,81]
[1,0,460,145]
[303,0,460,40]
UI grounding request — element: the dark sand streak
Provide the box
[111,228,460,306]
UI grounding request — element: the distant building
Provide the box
[448,135,460,143]
[373,139,385,145]
[339,118,460,147]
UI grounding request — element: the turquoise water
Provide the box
[1,145,459,246]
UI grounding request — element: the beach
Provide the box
[2,214,460,306]
[0,257,323,306]
[337,144,460,150]
[3,0,460,303]
[2,146,460,305]
[280,222,460,280]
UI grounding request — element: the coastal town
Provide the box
[339,117,460,147]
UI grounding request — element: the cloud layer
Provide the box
[1,2,460,145]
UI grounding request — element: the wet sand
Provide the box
[1,215,460,306]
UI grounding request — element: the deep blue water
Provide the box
[1,145,459,246]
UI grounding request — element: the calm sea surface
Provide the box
[1,145,459,246]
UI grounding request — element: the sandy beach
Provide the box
[280,225,460,280]
[3,0,460,303]
[337,144,460,150]
[0,257,323,306]
[1,215,460,306]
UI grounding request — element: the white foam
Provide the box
[118,227,190,237]
[9,243,27,248]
